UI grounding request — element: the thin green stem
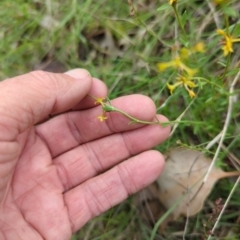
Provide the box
[102,103,162,125]
[87,94,96,100]
[172,5,188,42]
[111,107,161,125]
[224,13,229,34]
[220,53,231,80]
[88,95,204,127]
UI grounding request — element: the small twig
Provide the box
[203,70,240,184]
[108,74,123,94]
[170,93,197,137]
[200,70,240,239]
[207,0,221,29]
[205,131,223,150]
[197,12,212,40]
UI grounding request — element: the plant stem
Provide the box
[172,5,188,43]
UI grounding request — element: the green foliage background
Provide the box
[1,0,239,239]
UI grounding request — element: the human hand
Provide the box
[0,69,170,240]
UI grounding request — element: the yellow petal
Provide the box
[167,84,176,94]
[157,63,168,72]
[167,82,182,94]
[94,97,105,105]
[157,60,177,71]
[216,29,227,37]
[97,114,108,122]
[188,90,196,98]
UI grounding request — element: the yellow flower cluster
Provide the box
[157,43,205,98]
[95,97,108,122]
[217,29,240,56]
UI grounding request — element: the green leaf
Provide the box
[225,68,240,77]
[157,3,170,12]
[181,10,188,28]
[179,36,189,46]
[232,23,240,37]
[222,6,238,17]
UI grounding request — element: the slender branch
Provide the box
[206,131,223,150]
[203,70,240,185]
[170,91,197,137]
[172,5,188,42]
[207,0,220,29]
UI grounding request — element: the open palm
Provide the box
[0,69,170,240]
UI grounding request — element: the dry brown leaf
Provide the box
[156,147,240,219]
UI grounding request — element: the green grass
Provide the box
[1,0,240,239]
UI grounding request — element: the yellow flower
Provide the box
[169,0,177,5]
[192,42,205,53]
[180,42,205,59]
[179,47,190,59]
[168,75,196,98]
[217,29,240,56]
[97,113,108,122]
[157,46,202,98]
[167,82,181,94]
[157,61,176,71]
[94,97,106,105]
[157,57,197,77]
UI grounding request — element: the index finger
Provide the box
[35,94,159,158]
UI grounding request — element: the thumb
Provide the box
[0,69,92,141]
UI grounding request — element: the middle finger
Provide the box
[53,115,170,191]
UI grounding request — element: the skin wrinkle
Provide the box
[84,181,110,217]
[79,183,95,222]
[0,163,14,180]
[74,110,100,144]
[19,214,43,240]
[55,160,74,191]
[0,193,42,240]
[93,181,111,214]
[30,71,70,97]
[14,82,49,134]
[0,115,20,142]
[65,112,82,146]
[117,162,138,196]
[20,212,40,238]
[54,122,164,192]
[27,70,79,117]
[31,136,45,158]
[0,141,20,163]
[17,189,55,239]
[82,134,128,175]
[34,131,52,159]
[103,110,119,134]
[14,172,71,239]
[82,143,105,175]
[100,179,115,209]
[62,195,74,234]
[121,131,134,156]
